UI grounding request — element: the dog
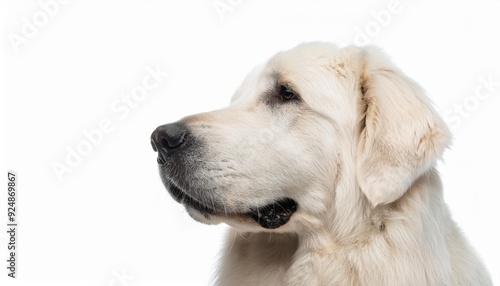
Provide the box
[151,42,492,286]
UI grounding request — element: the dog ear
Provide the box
[356,47,450,206]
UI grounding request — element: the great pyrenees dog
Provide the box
[151,42,492,286]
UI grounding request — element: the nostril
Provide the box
[161,125,186,149]
[161,137,170,149]
[151,123,187,153]
[151,139,158,152]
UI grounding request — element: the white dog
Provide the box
[151,42,492,285]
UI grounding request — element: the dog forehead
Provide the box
[267,43,359,87]
[271,44,355,93]
[268,42,343,70]
[231,43,359,108]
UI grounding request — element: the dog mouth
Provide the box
[165,181,298,229]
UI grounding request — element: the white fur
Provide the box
[179,42,491,286]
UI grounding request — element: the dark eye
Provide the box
[279,85,296,101]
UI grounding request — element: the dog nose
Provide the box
[151,123,187,163]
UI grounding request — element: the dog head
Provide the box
[151,42,450,232]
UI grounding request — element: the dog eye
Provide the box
[279,85,297,101]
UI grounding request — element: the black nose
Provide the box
[151,123,187,163]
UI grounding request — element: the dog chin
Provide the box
[185,207,223,225]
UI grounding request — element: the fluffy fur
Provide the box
[161,43,492,285]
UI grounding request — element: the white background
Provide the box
[1,1,500,285]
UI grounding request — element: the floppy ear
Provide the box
[357,47,450,206]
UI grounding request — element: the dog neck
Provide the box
[215,169,451,286]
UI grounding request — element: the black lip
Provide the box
[250,198,298,229]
